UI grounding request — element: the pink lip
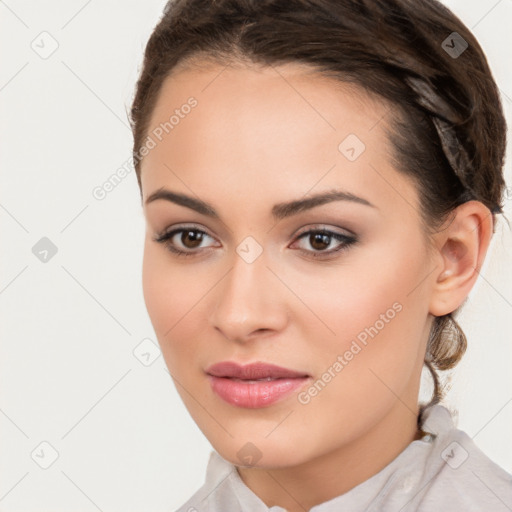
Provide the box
[205,361,311,408]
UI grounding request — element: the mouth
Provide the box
[205,361,311,408]
[205,361,310,380]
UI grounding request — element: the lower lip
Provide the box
[207,375,310,408]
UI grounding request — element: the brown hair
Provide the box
[129,0,508,420]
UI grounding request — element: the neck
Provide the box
[236,400,421,512]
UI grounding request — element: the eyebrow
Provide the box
[144,187,376,220]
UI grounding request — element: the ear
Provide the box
[428,200,494,317]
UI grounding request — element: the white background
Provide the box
[0,1,511,510]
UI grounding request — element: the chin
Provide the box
[210,434,316,470]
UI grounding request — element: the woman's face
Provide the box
[140,61,436,468]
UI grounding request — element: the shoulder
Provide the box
[412,404,512,511]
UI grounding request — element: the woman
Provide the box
[129,0,512,510]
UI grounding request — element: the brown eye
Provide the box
[180,230,205,249]
[309,232,331,251]
[153,226,217,257]
[291,228,357,260]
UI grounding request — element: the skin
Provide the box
[139,60,493,511]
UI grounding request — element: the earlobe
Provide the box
[428,201,493,317]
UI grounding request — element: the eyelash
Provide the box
[153,224,358,260]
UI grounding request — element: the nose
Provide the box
[209,248,289,343]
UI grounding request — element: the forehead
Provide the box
[139,60,418,219]
[144,59,389,147]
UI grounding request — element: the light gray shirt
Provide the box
[176,404,512,511]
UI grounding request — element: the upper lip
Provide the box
[206,361,310,380]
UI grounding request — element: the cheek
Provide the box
[293,239,428,398]
[142,244,205,373]
[293,248,418,344]
[142,243,172,330]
